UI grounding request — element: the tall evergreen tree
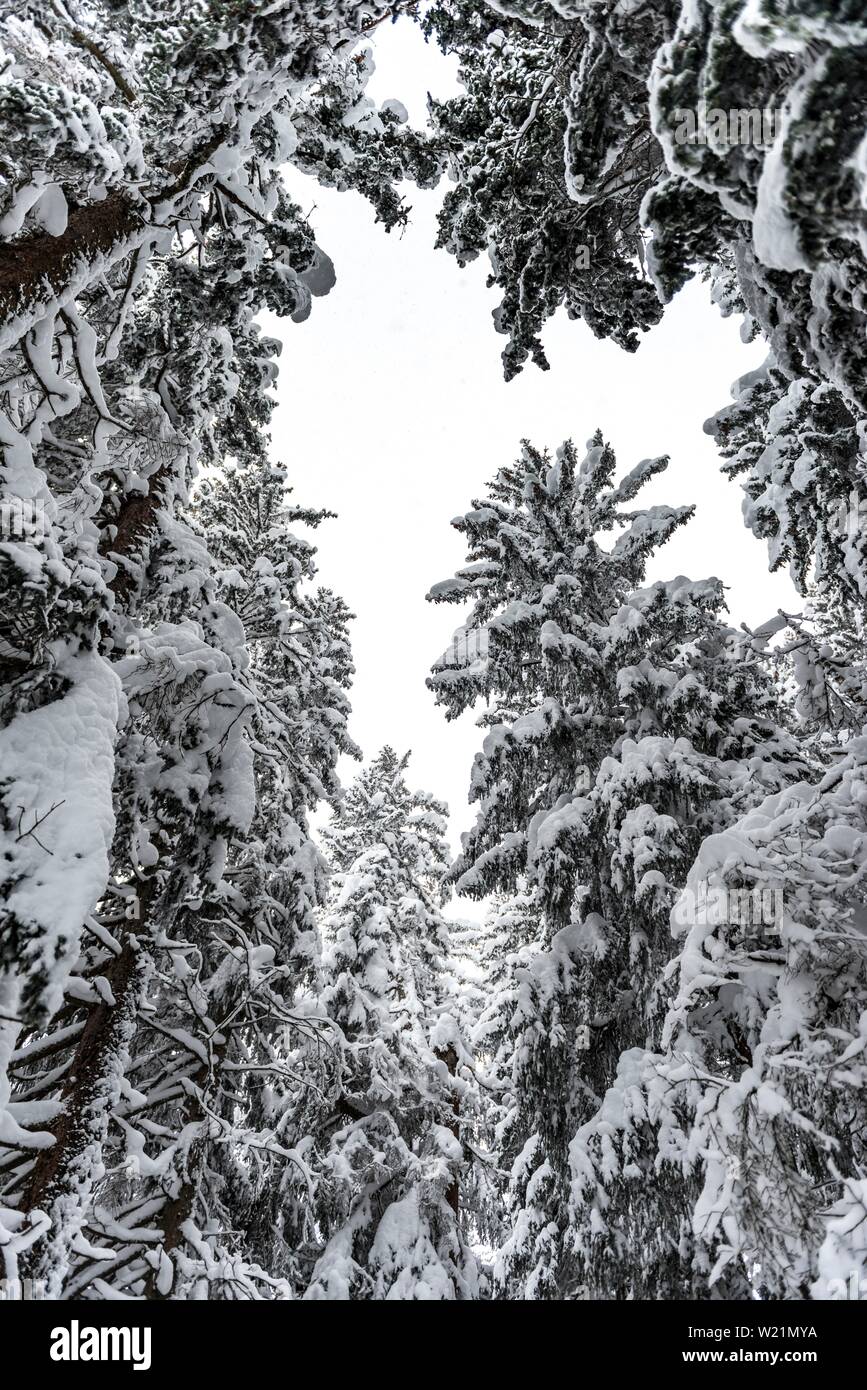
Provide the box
[428,432,808,1297]
[626,590,867,1299]
[420,0,668,378]
[707,363,867,608]
[460,888,542,1260]
[2,455,358,1298]
[647,1,867,419]
[415,1,867,422]
[298,749,480,1300]
[0,0,421,1295]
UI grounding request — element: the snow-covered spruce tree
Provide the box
[299,748,481,1300]
[607,584,866,1301]
[182,466,361,1291]
[3,457,358,1298]
[460,887,543,1259]
[97,463,360,1299]
[548,607,867,1302]
[646,2,867,421]
[642,60,867,1289]
[641,0,867,606]
[637,5,867,1292]
[705,361,867,609]
[0,0,424,1293]
[427,433,808,1298]
[420,0,670,378]
[643,730,867,1300]
[417,2,867,420]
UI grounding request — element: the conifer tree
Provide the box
[642,724,867,1299]
[462,888,542,1259]
[420,1,667,378]
[707,364,867,608]
[0,0,417,1294]
[2,456,357,1298]
[621,587,867,1300]
[647,1,867,420]
[417,1,867,430]
[300,749,480,1300]
[428,433,808,1297]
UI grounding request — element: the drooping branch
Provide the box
[49,0,137,105]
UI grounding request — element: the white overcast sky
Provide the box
[265,17,799,871]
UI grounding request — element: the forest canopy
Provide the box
[0,0,865,1302]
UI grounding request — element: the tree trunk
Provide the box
[22,935,138,1215]
[0,195,145,352]
[437,1044,460,1217]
